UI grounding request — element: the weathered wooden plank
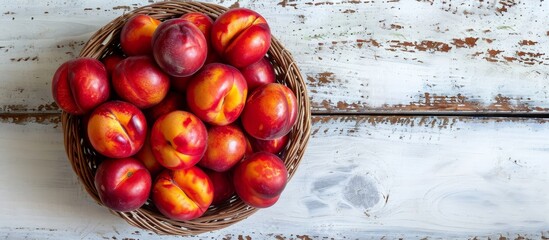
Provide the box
[2,116,549,239]
[285,0,549,113]
[0,1,140,114]
[1,0,549,114]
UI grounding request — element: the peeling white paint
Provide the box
[1,0,548,112]
[2,0,549,239]
[1,117,549,238]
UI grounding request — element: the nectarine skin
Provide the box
[250,133,289,155]
[211,8,271,68]
[101,53,125,76]
[87,101,147,158]
[150,111,208,170]
[233,151,288,208]
[244,135,254,157]
[186,63,248,126]
[240,57,276,92]
[144,91,186,124]
[180,12,214,45]
[180,13,220,66]
[112,56,170,109]
[241,83,297,140]
[134,131,165,177]
[280,84,298,132]
[198,124,247,172]
[152,20,208,77]
[152,167,213,221]
[120,14,161,56]
[204,169,235,205]
[94,157,152,212]
[52,58,110,115]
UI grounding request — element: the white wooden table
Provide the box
[2,0,549,239]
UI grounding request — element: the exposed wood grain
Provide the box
[0,112,60,125]
[3,0,549,239]
[2,117,549,239]
[1,0,549,114]
[296,0,549,113]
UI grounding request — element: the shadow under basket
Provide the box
[61,0,311,236]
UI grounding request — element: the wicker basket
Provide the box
[61,0,311,236]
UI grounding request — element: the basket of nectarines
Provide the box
[55,1,311,236]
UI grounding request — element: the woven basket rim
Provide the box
[62,0,311,236]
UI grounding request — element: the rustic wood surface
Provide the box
[2,0,549,239]
[2,117,549,239]
[2,0,549,115]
